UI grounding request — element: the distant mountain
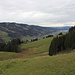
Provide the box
[0,22,71,42]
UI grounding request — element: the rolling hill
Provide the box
[0,22,70,42]
[0,37,53,60]
[0,49,75,75]
[0,22,55,38]
[0,37,75,75]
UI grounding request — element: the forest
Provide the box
[0,38,23,53]
[49,26,75,56]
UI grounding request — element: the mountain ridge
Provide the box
[0,22,71,42]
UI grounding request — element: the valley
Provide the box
[0,22,70,42]
[0,37,75,75]
[0,23,74,75]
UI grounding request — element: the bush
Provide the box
[46,35,53,38]
[58,32,63,35]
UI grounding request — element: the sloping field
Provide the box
[0,52,18,61]
[0,37,75,75]
[0,51,75,75]
[0,37,53,60]
[20,37,53,58]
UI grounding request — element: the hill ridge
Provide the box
[0,22,70,42]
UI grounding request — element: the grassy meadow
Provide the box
[0,51,75,75]
[0,52,18,61]
[0,37,75,75]
[20,37,53,58]
[0,37,53,60]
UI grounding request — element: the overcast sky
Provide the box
[0,0,75,27]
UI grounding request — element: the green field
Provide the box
[0,51,75,75]
[0,52,18,61]
[0,37,53,60]
[20,37,53,58]
[0,37,75,75]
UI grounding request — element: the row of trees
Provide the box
[49,26,75,56]
[46,35,53,38]
[31,38,38,42]
[0,38,23,53]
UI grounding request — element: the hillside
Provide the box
[0,37,53,60]
[20,37,53,58]
[0,22,55,38]
[49,26,75,56]
[0,22,70,42]
[0,50,75,75]
[0,36,75,75]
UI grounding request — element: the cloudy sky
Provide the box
[0,0,75,27]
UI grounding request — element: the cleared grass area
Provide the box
[0,37,75,75]
[0,52,18,61]
[20,37,53,58]
[0,51,75,75]
[0,37,53,60]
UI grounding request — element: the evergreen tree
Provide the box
[49,26,75,56]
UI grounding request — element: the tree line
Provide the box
[49,26,75,56]
[0,38,23,53]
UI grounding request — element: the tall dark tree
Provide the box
[49,36,59,56]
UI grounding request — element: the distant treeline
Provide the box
[49,26,75,56]
[0,38,23,53]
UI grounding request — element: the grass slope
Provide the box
[0,37,53,60]
[0,52,18,61]
[0,37,75,75]
[0,51,75,75]
[20,37,53,58]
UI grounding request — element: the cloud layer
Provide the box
[0,0,75,26]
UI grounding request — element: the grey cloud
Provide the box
[0,0,75,26]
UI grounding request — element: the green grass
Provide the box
[0,52,18,61]
[20,37,53,58]
[0,37,75,75]
[0,51,75,75]
[0,37,53,60]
